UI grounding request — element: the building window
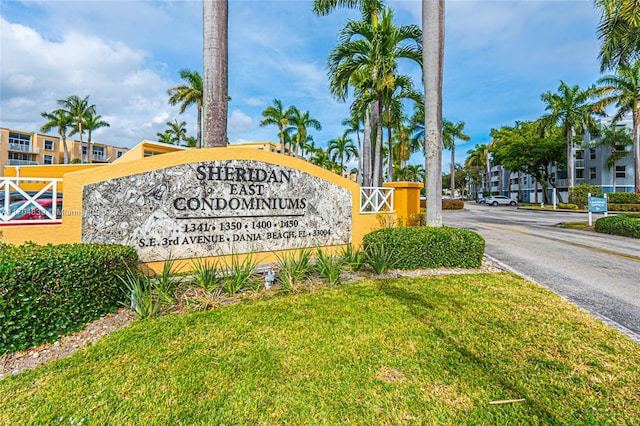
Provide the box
[82,147,87,155]
[8,132,31,151]
[615,145,627,152]
[590,149,596,160]
[44,140,54,150]
[8,152,31,161]
[43,155,54,165]
[117,151,123,158]
[576,169,584,179]
[615,165,626,179]
[589,167,597,179]
[575,150,584,160]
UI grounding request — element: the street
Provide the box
[443,203,640,342]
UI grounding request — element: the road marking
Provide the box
[478,222,640,263]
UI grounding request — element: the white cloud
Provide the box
[228,109,254,134]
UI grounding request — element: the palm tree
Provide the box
[57,95,96,163]
[288,107,322,157]
[184,136,197,148]
[328,136,358,173]
[168,69,203,148]
[465,144,488,198]
[442,119,470,198]
[592,124,633,192]
[423,0,445,226]
[202,0,228,147]
[540,81,603,190]
[83,113,110,163]
[166,119,187,146]
[156,131,174,145]
[393,124,412,170]
[260,99,293,154]
[595,60,640,192]
[328,9,421,187]
[595,0,640,71]
[40,110,72,164]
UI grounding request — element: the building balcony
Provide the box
[575,159,585,168]
[8,159,39,166]
[8,143,40,154]
[91,153,109,162]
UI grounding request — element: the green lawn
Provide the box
[1,273,639,425]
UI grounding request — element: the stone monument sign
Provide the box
[82,159,352,262]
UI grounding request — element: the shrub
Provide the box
[609,203,640,212]
[557,203,579,210]
[276,248,313,293]
[362,226,485,270]
[595,215,640,239]
[569,184,602,209]
[442,199,464,210]
[607,192,640,204]
[314,247,344,286]
[0,243,138,354]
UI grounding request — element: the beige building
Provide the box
[0,127,128,174]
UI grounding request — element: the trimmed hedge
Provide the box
[363,226,485,269]
[607,192,640,204]
[595,215,640,239]
[557,203,579,210]
[609,203,640,212]
[442,199,464,210]
[0,243,138,354]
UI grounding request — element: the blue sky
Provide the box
[0,0,604,169]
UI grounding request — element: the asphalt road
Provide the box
[442,203,640,342]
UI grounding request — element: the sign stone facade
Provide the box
[82,160,353,262]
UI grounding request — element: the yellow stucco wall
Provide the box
[1,148,383,272]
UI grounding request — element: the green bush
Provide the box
[607,192,640,204]
[0,243,138,354]
[595,215,640,239]
[557,203,579,210]
[569,184,602,209]
[609,203,640,212]
[362,226,485,270]
[442,199,464,210]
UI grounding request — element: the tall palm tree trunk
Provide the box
[633,110,640,192]
[566,127,574,189]
[363,107,372,186]
[87,130,93,163]
[196,104,203,149]
[387,111,393,182]
[450,146,455,196]
[203,0,228,147]
[372,99,382,187]
[423,0,444,227]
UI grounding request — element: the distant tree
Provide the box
[156,131,174,144]
[40,109,72,164]
[442,119,470,197]
[168,69,203,148]
[288,107,322,157]
[184,135,197,147]
[490,121,566,204]
[165,119,188,146]
[328,136,358,173]
[260,99,293,154]
[540,81,603,189]
[58,95,96,163]
[83,113,110,162]
[595,60,640,192]
[590,123,633,192]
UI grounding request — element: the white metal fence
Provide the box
[0,177,63,225]
[360,187,394,214]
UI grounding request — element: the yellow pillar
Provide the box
[383,181,424,226]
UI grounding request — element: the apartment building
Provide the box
[0,127,128,174]
[474,112,637,202]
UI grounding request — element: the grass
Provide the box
[559,221,592,231]
[1,273,639,425]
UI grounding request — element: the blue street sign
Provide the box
[588,196,608,213]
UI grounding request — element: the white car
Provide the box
[485,195,518,206]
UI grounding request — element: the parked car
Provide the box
[485,195,518,206]
[1,198,63,223]
[476,197,487,204]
